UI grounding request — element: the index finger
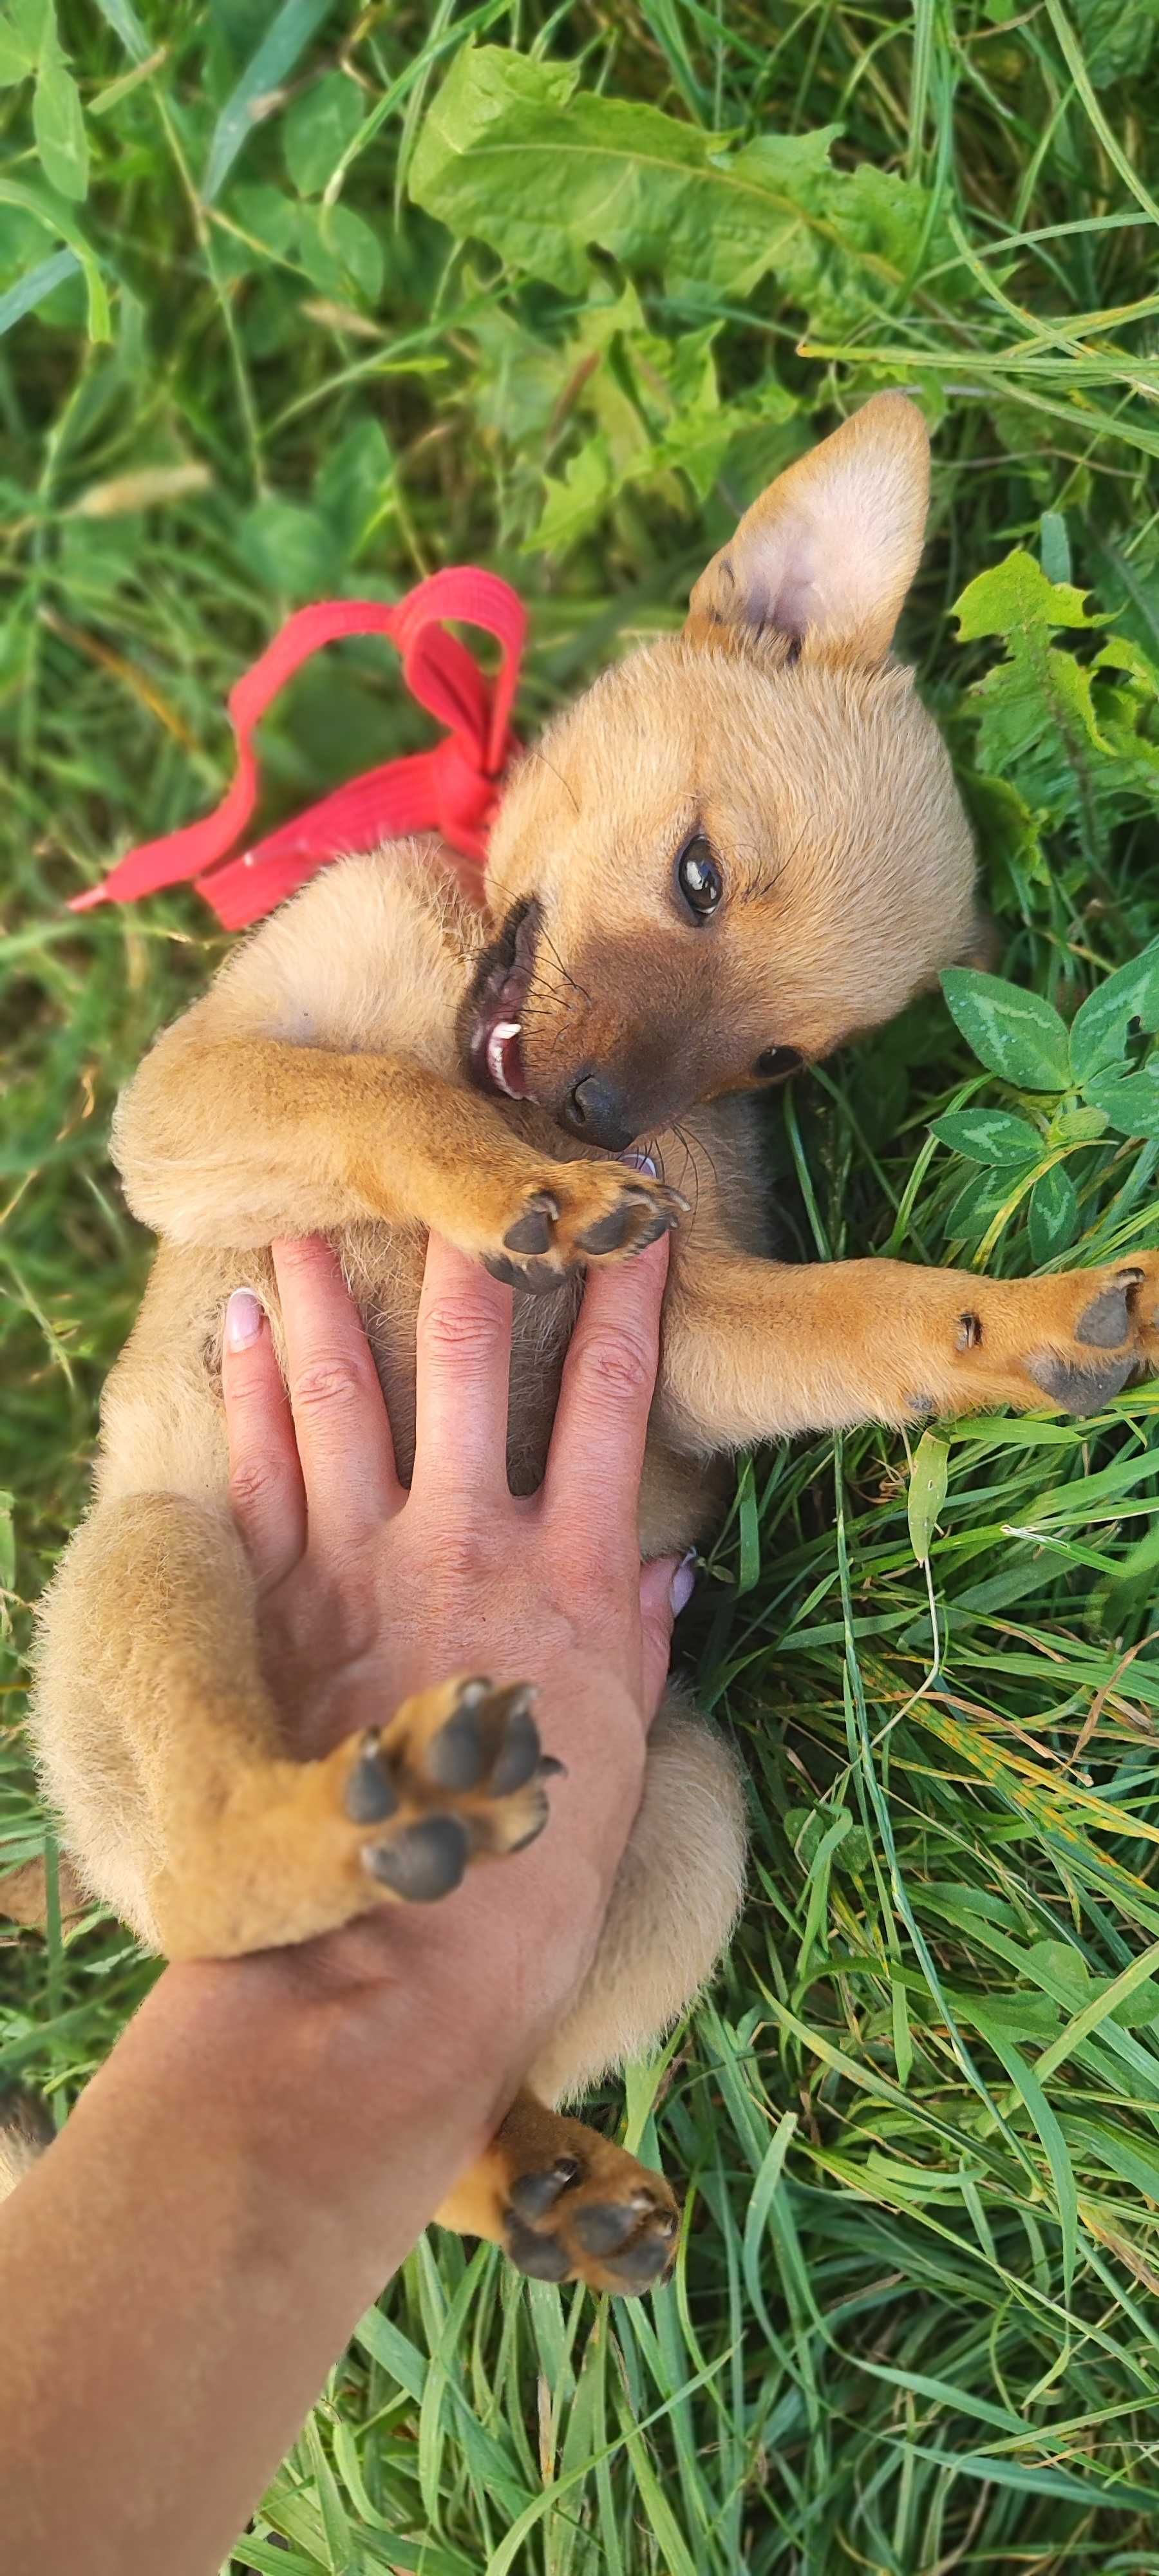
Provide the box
[543,1231,669,1551]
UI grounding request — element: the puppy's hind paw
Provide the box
[501,2119,679,2297]
[352,1675,559,1893]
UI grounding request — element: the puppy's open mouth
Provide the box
[462,897,541,1103]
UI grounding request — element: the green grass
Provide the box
[7,0,1159,2565]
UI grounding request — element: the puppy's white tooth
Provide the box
[487,1021,522,1097]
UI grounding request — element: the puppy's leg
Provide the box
[661,1249,1159,1438]
[36,1497,556,1960]
[435,1698,746,2295]
[115,1030,684,1275]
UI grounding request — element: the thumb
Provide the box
[637,1551,697,1721]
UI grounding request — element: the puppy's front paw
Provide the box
[482,1166,687,1296]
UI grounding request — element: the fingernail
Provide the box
[670,1549,697,1616]
[225,1289,263,1351]
[620,1151,657,1176]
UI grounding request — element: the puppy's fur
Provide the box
[26,400,1159,2293]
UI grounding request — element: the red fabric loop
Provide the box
[70,569,526,929]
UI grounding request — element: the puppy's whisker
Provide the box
[538,920,591,1011]
[526,744,579,819]
[670,1122,707,1226]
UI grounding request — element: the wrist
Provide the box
[134,1950,512,2284]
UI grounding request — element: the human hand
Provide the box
[205,1228,689,2111]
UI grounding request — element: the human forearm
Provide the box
[0,1958,511,2576]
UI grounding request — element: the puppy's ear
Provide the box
[688,393,930,667]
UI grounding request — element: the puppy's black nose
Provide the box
[561,1072,636,1153]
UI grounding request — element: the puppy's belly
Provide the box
[96,1226,715,1557]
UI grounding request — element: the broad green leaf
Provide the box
[203,0,335,204]
[1073,0,1159,86]
[0,243,78,334]
[527,289,748,547]
[283,70,364,197]
[33,42,88,202]
[90,0,149,62]
[0,24,37,82]
[787,1806,871,1873]
[314,417,393,557]
[1053,1103,1109,1141]
[970,633,1114,837]
[1069,936,1159,1083]
[954,547,1100,641]
[410,43,933,323]
[1028,1161,1079,1263]
[0,176,108,338]
[1082,1056,1159,1138]
[0,0,46,77]
[941,1164,1013,1244]
[1039,509,1071,585]
[963,770,1047,887]
[941,967,1070,1091]
[537,441,615,551]
[929,1107,1040,1165]
[908,1430,949,1563]
[236,497,340,598]
[297,201,382,303]
[227,184,301,263]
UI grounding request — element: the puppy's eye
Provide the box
[676,835,722,922]
[755,1045,803,1083]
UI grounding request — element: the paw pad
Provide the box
[364,1812,469,1901]
[484,1252,565,1295]
[503,1191,559,1256]
[576,1191,663,1256]
[1076,1269,1144,1349]
[502,2148,679,2297]
[1027,1351,1134,1414]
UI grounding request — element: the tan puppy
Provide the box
[28,397,1159,2294]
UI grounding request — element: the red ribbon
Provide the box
[70,566,526,931]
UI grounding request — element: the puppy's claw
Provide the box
[344,1733,397,1824]
[507,1786,551,1852]
[489,1689,541,1795]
